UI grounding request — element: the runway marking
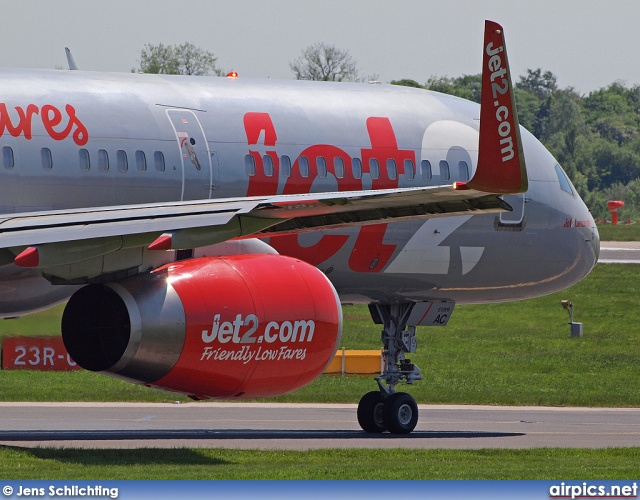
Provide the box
[599,259,640,264]
[600,247,640,251]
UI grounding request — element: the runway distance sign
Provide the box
[2,336,80,371]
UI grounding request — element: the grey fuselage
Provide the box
[0,69,599,315]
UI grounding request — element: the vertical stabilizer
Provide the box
[467,20,527,194]
[65,47,79,71]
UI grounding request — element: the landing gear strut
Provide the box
[357,304,421,434]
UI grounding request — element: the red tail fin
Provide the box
[468,20,527,194]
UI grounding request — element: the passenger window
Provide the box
[369,158,380,179]
[299,156,310,177]
[79,149,90,171]
[117,150,128,173]
[154,151,165,172]
[421,160,432,181]
[317,156,327,178]
[334,157,345,179]
[439,160,450,181]
[41,148,52,170]
[352,158,362,179]
[245,154,256,176]
[135,150,147,172]
[555,164,574,195]
[459,161,469,181]
[3,146,14,169]
[281,155,291,177]
[387,159,397,180]
[263,154,274,177]
[404,159,414,180]
[98,149,109,172]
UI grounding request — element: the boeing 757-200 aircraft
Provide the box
[0,21,598,434]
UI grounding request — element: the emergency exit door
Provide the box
[166,109,216,200]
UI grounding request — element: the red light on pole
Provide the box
[607,200,624,225]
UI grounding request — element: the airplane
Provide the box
[0,21,598,434]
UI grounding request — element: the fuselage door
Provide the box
[166,109,213,200]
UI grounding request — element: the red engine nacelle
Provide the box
[61,254,342,399]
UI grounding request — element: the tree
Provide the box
[515,69,559,139]
[290,43,358,82]
[139,43,178,74]
[582,82,640,146]
[390,79,425,89]
[424,74,482,103]
[517,68,557,99]
[138,42,222,76]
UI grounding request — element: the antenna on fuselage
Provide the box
[65,47,79,71]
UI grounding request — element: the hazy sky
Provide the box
[2,0,638,93]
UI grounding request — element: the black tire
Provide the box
[382,392,418,434]
[357,391,386,433]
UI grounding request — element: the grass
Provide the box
[1,447,639,479]
[0,304,65,336]
[2,264,639,407]
[596,222,640,241]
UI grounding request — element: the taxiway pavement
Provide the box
[599,241,640,263]
[0,402,638,449]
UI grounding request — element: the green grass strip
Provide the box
[1,447,639,480]
[596,223,640,241]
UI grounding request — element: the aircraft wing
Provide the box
[251,184,508,235]
[0,184,509,267]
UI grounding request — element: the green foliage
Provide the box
[421,67,640,220]
[390,79,425,89]
[138,42,222,76]
[425,74,482,103]
[517,68,558,99]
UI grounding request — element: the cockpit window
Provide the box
[555,164,574,195]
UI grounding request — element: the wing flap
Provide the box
[250,186,507,236]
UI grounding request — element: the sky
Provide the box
[1,0,639,94]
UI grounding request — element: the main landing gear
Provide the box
[357,304,421,434]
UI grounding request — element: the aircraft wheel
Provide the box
[382,392,418,434]
[357,391,386,433]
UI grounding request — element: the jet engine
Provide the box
[61,254,342,399]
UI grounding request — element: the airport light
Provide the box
[561,299,583,337]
